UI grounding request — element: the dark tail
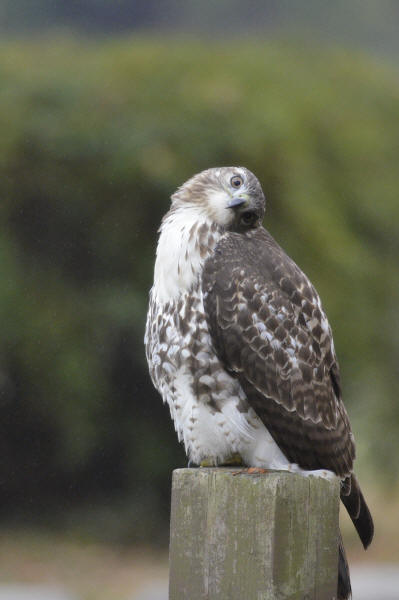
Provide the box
[337,473,374,599]
[338,533,351,600]
[340,473,374,549]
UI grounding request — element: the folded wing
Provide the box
[202,227,373,548]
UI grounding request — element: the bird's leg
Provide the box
[187,459,198,468]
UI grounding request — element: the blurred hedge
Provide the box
[0,38,398,540]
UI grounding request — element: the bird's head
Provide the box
[171,167,265,231]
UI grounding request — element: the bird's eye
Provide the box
[240,211,256,225]
[230,175,243,188]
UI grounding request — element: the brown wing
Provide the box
[202,226,354,477]
[203,226,373,550]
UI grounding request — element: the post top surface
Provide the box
[173,466,338,477]
[172,467,340,490]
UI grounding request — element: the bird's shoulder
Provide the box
[203,226,324,330]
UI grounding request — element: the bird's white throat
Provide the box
[153,207,222,304]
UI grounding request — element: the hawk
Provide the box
[145,167,373,599]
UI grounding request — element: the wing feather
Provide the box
[202,227,355,477]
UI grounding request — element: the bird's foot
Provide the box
[220,453,244,466]
[199,458,215,467]
[187,459,198,468]
[198,453,244,468]
[232,467,269,476]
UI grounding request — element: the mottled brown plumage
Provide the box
[202,224,374,565]
[203,227,354,477]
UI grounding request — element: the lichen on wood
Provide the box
[169,468,339,600]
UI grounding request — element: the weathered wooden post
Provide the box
[169,468,340,600]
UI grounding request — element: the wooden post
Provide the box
[169,468,340,600]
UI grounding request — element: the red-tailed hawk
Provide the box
[145,166,373,599]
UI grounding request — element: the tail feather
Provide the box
[340,473,374,549]
[338,533,351,600]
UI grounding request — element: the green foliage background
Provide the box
[0,38,398,541]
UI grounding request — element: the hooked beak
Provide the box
[227,194,249,209]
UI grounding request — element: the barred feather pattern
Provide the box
[145,219,261,465]
[202,226,355,478]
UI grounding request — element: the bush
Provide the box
[0,38,398,538]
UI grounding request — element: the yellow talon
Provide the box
[221,453,244,466]
[199,453,244,467]
[199,458,215,467]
